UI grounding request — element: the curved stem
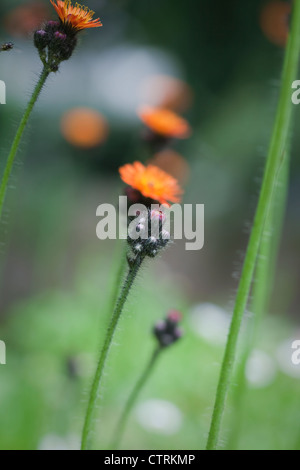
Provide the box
[206,0,300,450]
[81,255,145,450]
[112,346,162,450]
[227,153,290,450]
[0,67,49,221]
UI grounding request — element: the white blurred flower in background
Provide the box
[38,433,80,450]
[189,303,231,345]
[1,43,183,123]
[135,399,183,435]
[245,349,277,388]
[276,338,300,379]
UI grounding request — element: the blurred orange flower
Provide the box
[50,0,102,31]
[119,162,183,206]
[260,1,290,47]
[61,108,109,148]
[150,150,190,185]
[4,1,49,37]
[138,106,191,139]
[140,75,194,112]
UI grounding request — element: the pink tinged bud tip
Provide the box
[151,209,166,222]
[167,310,182,323]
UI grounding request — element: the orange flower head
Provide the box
[50,0,102,32]
[138,105,191,139]
[61,107,109,148]
[119,161,183,206]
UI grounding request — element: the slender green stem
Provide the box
[81,255,145,450]
[112,346,162,450]
[206,0,300,450]
[0,67,49,221]
[227,153,290,450]
[251,152,289,325]
[106,240,128,315]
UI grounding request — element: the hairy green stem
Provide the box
[0,67,49,221]
[227,154,290,450]
[106,240,128,315]
[112,346,162,450]
[251,153,290,322]
[206,0,300,450]
[81,256,145,450]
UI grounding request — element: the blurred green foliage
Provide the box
[1,258,300,450]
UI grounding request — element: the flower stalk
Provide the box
[0,67,49,221]
[206,0,300,450]
[81,254,145,450]
[227,152,290,450]
[112,346,162,450]
[0,0,102,222]
[82,202,175,449]
[111,310,183,449]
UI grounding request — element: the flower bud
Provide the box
[127,207,171,264]
[153,310,183,348]
[34,20,77,71]
[34,30,49,51]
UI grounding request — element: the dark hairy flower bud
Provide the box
[127,207,171,264]
[154,310,183,348]
[34,20,78,72]
[51,30,77,62]
[33,0,102,72]
[34,30,49,50]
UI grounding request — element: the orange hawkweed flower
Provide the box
[119,161,183,206]
[140,75,194,112]
[138,105,191,139]
[50,0,102,31]
[150,149,190,185]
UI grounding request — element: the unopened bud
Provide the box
[153,310,183,348]
[34,30,49,50]
[54,31,67,41]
